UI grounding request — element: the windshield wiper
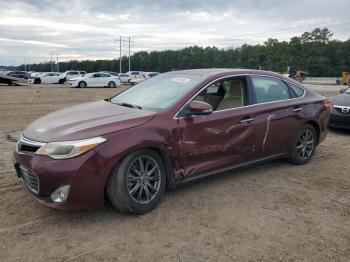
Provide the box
[116,102,142,109]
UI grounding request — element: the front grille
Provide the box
[14,163,39,194]
[16,135,46,154]
[333,105,350,115]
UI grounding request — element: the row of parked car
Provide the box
[0,70,160,87]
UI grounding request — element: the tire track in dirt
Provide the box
[0,215,58,234]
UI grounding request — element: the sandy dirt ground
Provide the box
[0,83,349,262]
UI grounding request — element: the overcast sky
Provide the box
[0,0,349,66]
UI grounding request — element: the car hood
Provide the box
[23,100,157,142]
[329,94,350,107]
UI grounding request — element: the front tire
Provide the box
[78,81,87,88]
[288,124,316,165]
[107,150,166,214]
[34,78,41,84]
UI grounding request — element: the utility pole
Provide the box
[50,52,53,72]
[119,36,122,74]
[128,36,131,72]
[57,53,59,72]
[23,58,26,71]
[28,58,30,71]
[115,37,134,74]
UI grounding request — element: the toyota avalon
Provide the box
[13,69,331,214]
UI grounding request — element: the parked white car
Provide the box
[63,71,81,81]
[28,72,65,84]
[68,72,121,88]
[118,73,131,83]
[118,71,144,83]
[129,72,160,85]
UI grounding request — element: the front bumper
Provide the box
[13,149,112,210]
[330,111,350,130]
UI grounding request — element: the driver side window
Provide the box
[193,78,246,111]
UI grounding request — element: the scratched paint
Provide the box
[263,114,275,151]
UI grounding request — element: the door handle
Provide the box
[292,107,303,112]
[240,117,254,124]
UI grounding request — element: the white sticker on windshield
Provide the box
[171,77,191,83]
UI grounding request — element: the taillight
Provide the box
[322,99,332,110]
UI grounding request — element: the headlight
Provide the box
[36,136,106,159]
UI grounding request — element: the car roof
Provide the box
[166,68,288,79]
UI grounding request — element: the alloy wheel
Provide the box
[296,129,315,160]
[126,155,161,204]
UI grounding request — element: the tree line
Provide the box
[15,28,350,77]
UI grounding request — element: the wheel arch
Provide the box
[148,147,177,189]
[108,81,116,87]
[105,146,177,190]
[78,80,87,88]
[305,120,320,145]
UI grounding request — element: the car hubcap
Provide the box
[296,129,315,160]
[127,156,161,204]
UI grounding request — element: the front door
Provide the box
[177,77,259,179]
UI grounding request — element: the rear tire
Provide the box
[34,78,41,84]
[78,81,87,88]
[106,149,166,214]
[108,81,116,88]
[288,124,316,165]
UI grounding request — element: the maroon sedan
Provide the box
[13,69,331,213]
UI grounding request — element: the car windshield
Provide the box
[111,73,205,111]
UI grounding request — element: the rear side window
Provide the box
[251,76,291,103]
[287,82,305,97]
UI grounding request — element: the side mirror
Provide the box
[186,101,213,116]
[339,89,345,94]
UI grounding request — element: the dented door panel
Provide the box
[177,107,259,178]
[252,99,305,157]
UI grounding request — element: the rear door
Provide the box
[45,73,56,83]
[51,73,60,83]
[100,73,112,86]
[249,75,305,157]
[88,73,100,86]
[40,73,50,84]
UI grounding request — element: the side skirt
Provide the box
[179,153,287,184]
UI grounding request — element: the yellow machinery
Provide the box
[286,66,309,82]
[341,72,350,85]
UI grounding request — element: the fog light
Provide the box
[50,185,70,203]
